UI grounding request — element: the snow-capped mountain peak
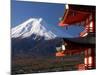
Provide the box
[11,18,57,40]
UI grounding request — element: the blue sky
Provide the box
[11,1,65,27]
[11,0,84,37]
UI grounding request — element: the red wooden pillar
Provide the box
[90,48,95,69]
[84,48,95,69]
[84,48,89,69]
[88,14,95,33]
[91,13,95,33]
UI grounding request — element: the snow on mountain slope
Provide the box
[12,18,57,40]
[11,18,73,40]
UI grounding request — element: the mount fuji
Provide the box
[11,18,72,40]
[11,18,72,57]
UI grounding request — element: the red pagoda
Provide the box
[56,4,96,70]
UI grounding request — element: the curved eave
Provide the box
[59,5,96,27]
[63,33,95,48]
[59,10,90,26]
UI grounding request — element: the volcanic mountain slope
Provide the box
[11,18,72,57]
[12,18,72,39]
